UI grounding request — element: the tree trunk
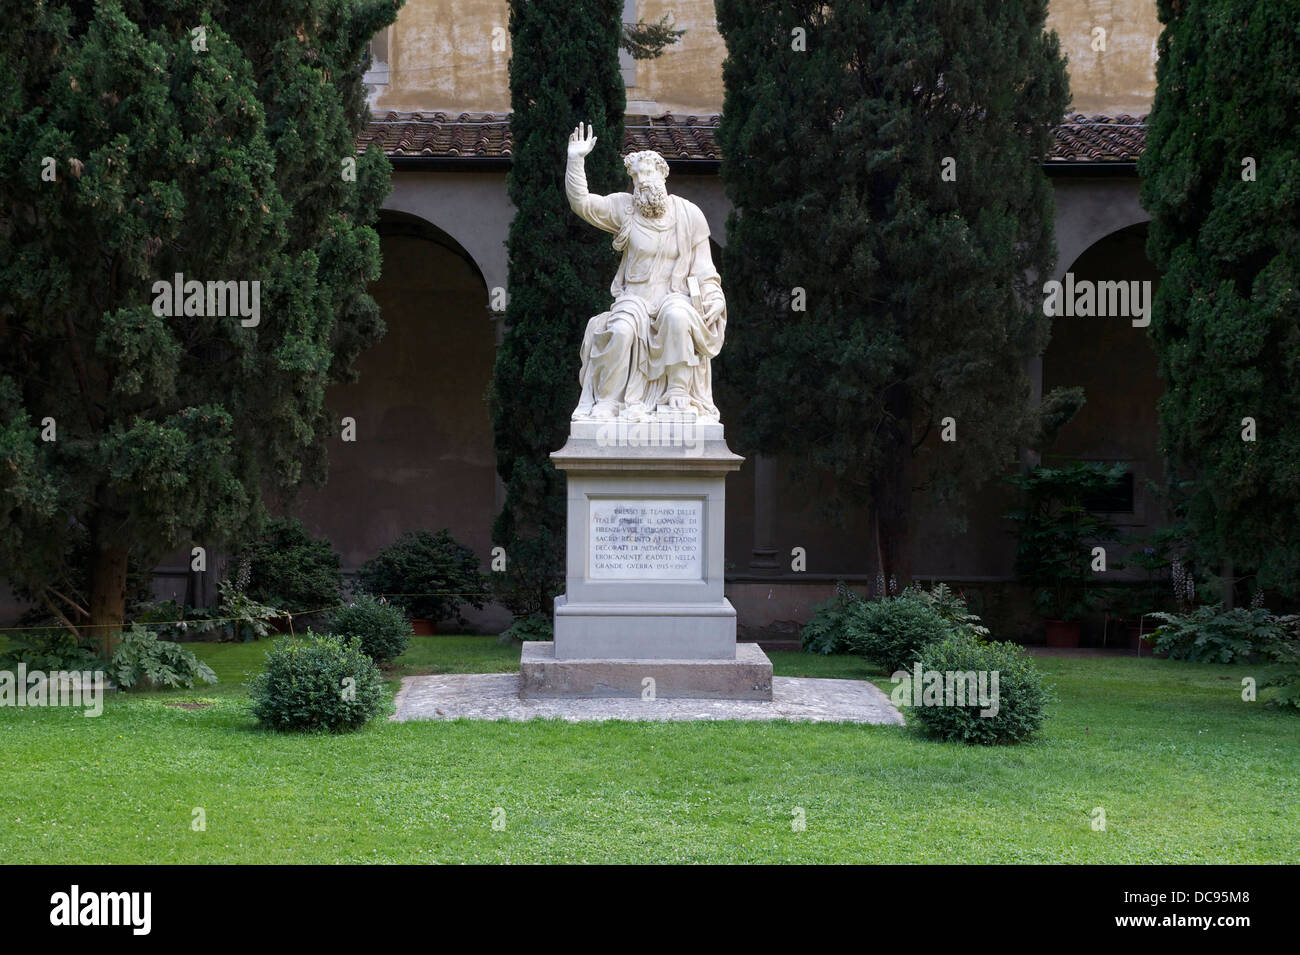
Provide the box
[872,457,913,590]
[89,517,129,657]
[871,390,914,590]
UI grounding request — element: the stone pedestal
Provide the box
[519,416,773,699]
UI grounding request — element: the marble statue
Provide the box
[565,121,727,423]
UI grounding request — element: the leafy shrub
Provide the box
[358,529,487,624]
[326,595,412,663]
[802,583,986,657]
[0,629,101,670]
[909,634,1052,745]
[1149,605,1300,707]
[847,591,959,673]
[499,613,553,643]
[1261,635,1300,710]
[1148,604,1292,663]
[108,625,217,690]
[247,632,386,732]
[801,585,860,655]
[236,518,343,613]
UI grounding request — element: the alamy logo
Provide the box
[595,418,704,456]
[890,663,1000,717]
[0,665,104,717]
[49,885,151,935]
[1042,272,1152,327]
[151,272,261,327]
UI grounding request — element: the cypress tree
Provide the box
[0,0,398,650]
[1139,1,1300,597]
[490,0,626,616]
[714,0,1071,583]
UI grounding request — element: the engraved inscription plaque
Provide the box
[588,498,703,580]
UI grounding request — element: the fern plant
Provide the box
[1148,605,1288,664]
[108,625,218,690]
[914,583,990,640]
[801,584,861,655]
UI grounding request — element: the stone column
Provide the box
[749,454,780,571]
[1021,354,1043,470]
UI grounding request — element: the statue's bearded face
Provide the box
[633,174,668,219]
[625,151,669,219]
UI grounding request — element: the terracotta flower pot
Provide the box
[1044,619,1081,648]
[410,618,436,636]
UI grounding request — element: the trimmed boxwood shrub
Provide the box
[248,632,386,732]
[846,592,958,673]
[358,529,487,624]
[909,634,1052,745]
[237,517,344,613]
[326,595,412,663]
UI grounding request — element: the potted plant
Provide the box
[357,530,488,632]
[1005,462,1127,647]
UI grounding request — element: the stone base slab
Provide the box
[520,641,773,700]
[394,672,903,723]
[553,595,737,660]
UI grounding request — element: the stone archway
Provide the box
[1049,178,1151,284]
[1041,221,1165,530]
[294,209,506,631]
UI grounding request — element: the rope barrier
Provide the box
[0,592,492,634]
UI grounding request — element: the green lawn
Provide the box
[0,636,1296,863]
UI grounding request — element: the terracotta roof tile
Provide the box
[359,111,513,158]
[1049,113,1147,163]
[360,111,1145,165]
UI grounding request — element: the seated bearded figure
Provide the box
[564,121,727,423]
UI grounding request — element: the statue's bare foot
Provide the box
[591,401,619,419]
[624,404,652,422]
[667,394,691,410]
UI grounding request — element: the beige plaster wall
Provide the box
[1048,0,1161,116]
[627,0,725,113]
[374,0,512,113]
[374,1,1160,117]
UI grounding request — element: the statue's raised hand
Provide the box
[568,121,597,159]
